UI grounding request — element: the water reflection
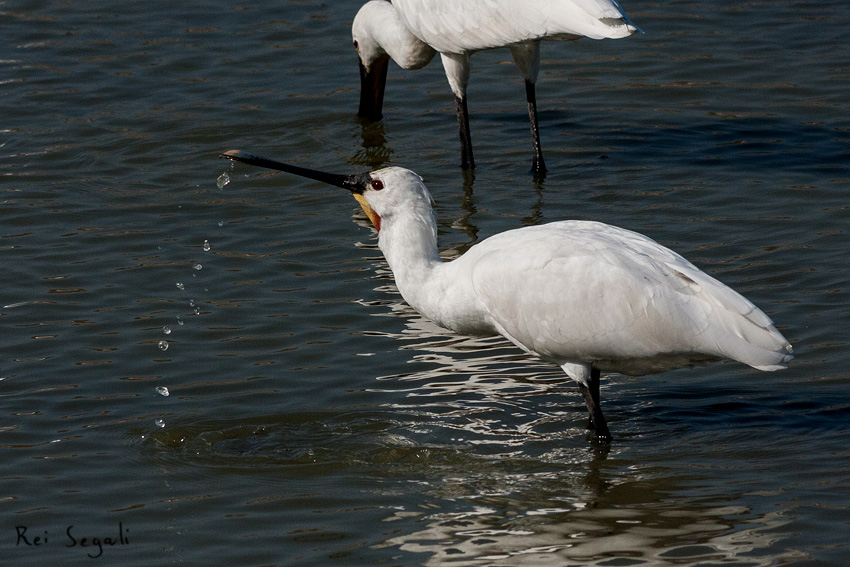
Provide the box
[522,177,546,227]
[361,309,556,386]
[139,397,806,567]
[350,119,393,170]
[378,503,803,566]
[444,169,482,250]
[354,284,607,454]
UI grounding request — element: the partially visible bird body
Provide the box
[352,0,639,172]
[391,0,636,52]
[218,150,793,443]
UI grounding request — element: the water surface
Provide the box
[2,1,849,565]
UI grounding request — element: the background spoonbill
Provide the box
[352,0,640,173]
[220,149,793,443]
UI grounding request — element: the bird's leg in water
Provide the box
[455,95,475,170]
[579,368,612,443]
[525,79,546,175]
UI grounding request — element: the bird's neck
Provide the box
[368,5,434,70]
[377,211,493,336]
[378,209,442,295]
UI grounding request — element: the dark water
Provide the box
[2,0,848,565]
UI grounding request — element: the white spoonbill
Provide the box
[352,0,640,173]
[220,150,793,443]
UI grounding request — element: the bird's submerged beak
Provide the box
[219,150,382,231]
[357,55,389,121]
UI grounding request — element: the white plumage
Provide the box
[391,0,636,51]
[352,0,639,172]
[454,223,789,374]
[219,150,794,443]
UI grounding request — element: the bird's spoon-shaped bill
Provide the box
[219,149,382,230]
[219,149,352,187]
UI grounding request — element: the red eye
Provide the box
[371,179,384,191]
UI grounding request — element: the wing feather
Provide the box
[462,221,791,374]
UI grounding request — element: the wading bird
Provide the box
[352,0,639,173]
[220,150,793,443]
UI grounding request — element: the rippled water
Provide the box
[2,0,849,565]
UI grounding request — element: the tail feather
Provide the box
[708,306,793,371]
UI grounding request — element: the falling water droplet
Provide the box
[218,221,224,227]
[156,386,170,397]
[193,263,202,271]
[158,340,169,351]
[163,325,171,335]
[176,315,184,326]
[155,419,166,428]
[216,171,231,189]
[203,240,211,252]
[176,282,185,291]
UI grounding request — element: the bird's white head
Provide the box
[352,0,435,121]
[352,0,389,72]
[352,167,435,235]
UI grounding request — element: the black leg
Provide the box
[455,95,475,170]
[525,79,546,176]
[578,367,612,444]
